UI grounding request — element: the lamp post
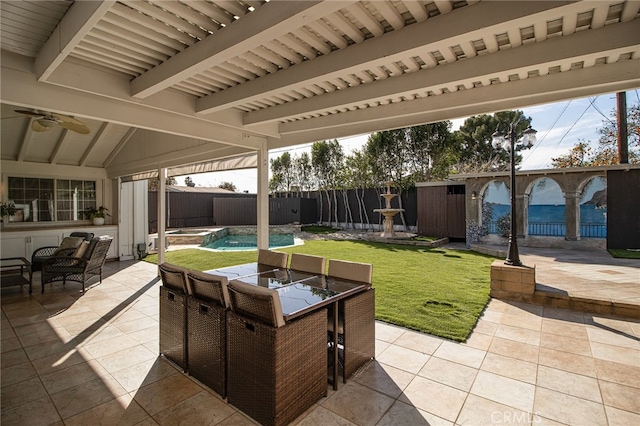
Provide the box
[491,121,537,266]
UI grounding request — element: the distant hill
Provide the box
[584,189,607,208]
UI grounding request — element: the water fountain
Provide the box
[373,182,405,238]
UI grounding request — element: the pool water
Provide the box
[203,234,295,251]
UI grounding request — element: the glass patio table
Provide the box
[206,263,371,390]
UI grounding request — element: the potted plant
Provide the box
[1,200,17,227]
[83,205,110,226]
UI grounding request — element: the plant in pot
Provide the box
[1,200,17,227]
[83,206,110,226]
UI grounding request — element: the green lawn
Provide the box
[608,249,640,259]
[145,240,495,341]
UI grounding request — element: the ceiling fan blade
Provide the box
[16,109,45,118]
[32,120,52,132]
[58,121,91,134]
[50,113,86,126]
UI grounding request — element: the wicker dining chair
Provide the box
[257,249,289,268]
[226,280,327,426]
[289,253,326,275]
[186,270,229,398]
[327,259,375,383]
[159,262,189,371]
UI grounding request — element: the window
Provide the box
[7,177,96,222]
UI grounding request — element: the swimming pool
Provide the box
[202,234,295,251]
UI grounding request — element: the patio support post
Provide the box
[158,167,167,267]
[256,141,269,250]
[565,191,580,241]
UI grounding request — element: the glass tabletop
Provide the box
[226,269,318,289]
[204,262,280,280]
[277,277,366,319]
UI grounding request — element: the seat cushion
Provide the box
[227,280,285,328]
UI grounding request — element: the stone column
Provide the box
[565,191,580,241]
[516,194,529,238]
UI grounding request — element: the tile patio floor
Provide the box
[2,259,639,425]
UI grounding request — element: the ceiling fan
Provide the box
[14,109,90,135]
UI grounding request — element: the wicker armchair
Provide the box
[226,280,327,426]
[30,232,94,276]
[327,260,375,383]
[289,253,326,275]
[40,236,111,293]
[186,270,229,397]
[159,262,189,371]
[257,249,289,268]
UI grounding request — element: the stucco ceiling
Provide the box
[1,0,639,177]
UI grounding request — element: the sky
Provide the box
[178,91,639,193]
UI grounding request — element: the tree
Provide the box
[552,103,640,167]
[218,181,236,192]
[452,110,533,173]
[269,152,293,194]
[184,176,195,187]
[293,152,313,196]
[148,176,176,191]
[311,140,344,224]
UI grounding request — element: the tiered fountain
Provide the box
[373,182,404,238]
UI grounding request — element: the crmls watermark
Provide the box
[490,411,542,424]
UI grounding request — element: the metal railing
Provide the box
[487,222,606,238]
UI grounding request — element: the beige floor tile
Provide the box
[1,361,38,388]
[417,356,478,391]
[18,326,75,348]
[479,310,503,323]
[433,340,486,369]
[0,395,61,426]
[376,344,429,374]
[82,334,141,359]
[76,325,128,346]
[24,338,78,362]
[457,394,533,425]
[494,324,541,346]
[96,344,157,374]
[587,327,640,349]
[599,380,640,414]
[393,330,443,355]
[541,319,589,340]
[322,381,394,425]
[375,340,390,357]
[115,317,158,335]
[500,312,542,331]
[153,390,236,425]
[375,322,405,343]
[40,359,110,394]
[538,346,596,377]
[296,406,356,426]
[398,376,467,421]
[50,375,128,419]
[462,331,493,351]
[533,387,607,425]
[0,337,21,353]
[1,376,49,412]
[542,307,586,323]
[353,360,415,398]
[64,394,150,426]
[377,400,452,426]
[590,341,640,366]
[480,352,537,384]
[605,405,640,426]
[540,332,592,357]
[471,319,498,336]
[595,358,640,388]
[487,337,539,364]
[536,365,602,403]
[30,347,93,376]
[470,370,535,413]
[217,412,259,425]
[109,309,150,325]
[1,348,29,369]
[127,327,159,344]
[133,373,203,416]
[111,357,178,393]
[54,311,105,328]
